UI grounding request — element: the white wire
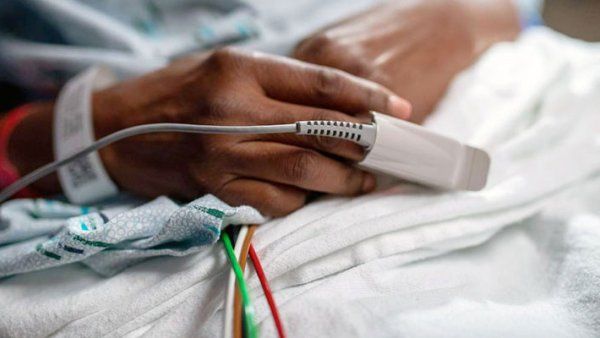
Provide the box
[223,226,248,338]
[0,123,297,203]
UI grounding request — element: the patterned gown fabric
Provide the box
[0,195,264,277]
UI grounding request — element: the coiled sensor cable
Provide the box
[0,121,376,203]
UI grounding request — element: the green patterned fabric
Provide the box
[0,195,264,277]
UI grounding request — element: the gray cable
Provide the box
[0,123,297,203]
[0,120,376,204]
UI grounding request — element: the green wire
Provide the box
[221,232,258,338]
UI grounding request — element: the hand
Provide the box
[86,48,411,216]
[294,0,520,123]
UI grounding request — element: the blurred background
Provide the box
[545,0,600,41]
[0,0,598,112]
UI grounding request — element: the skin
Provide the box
[8,49,410,217]
[6,0,520,217]
[294,0,520,123]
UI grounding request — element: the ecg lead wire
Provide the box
[234,225,256,338]
[249,243,286,338]
[221,231,257,338]
[224,226,248,338]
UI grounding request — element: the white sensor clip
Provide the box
[359,112,490,191]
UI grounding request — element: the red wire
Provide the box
[248,243,286,338]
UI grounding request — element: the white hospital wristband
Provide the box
[54,67,119,204]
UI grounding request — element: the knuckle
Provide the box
[212,46,238,60]
[314,68,343,100]
[285,149,320,183]
[364,84,387,110]
[347,56,376,79]
[294,33,336,61]
[206,47,242,70]
[296,33,371,78]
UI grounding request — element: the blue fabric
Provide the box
[0,195,264,277]
[515,0,544,29]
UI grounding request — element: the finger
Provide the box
[246,98,367,161]
[217,178,307,217]
[251,53,412,119]
[229,141,376,195]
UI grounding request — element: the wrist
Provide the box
[92,88,122,139]
[91,87,124,191]
[7,102,61,194]
[54,67,120,203]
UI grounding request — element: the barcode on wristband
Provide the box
[62,114,83,139]
[65,157,98,188]
[55,67,119,203]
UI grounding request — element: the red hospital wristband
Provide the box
[0,104,40,198]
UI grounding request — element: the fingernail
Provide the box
[361,173,376,193]
[388,96,412,120]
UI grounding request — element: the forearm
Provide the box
[6,92,121,196]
